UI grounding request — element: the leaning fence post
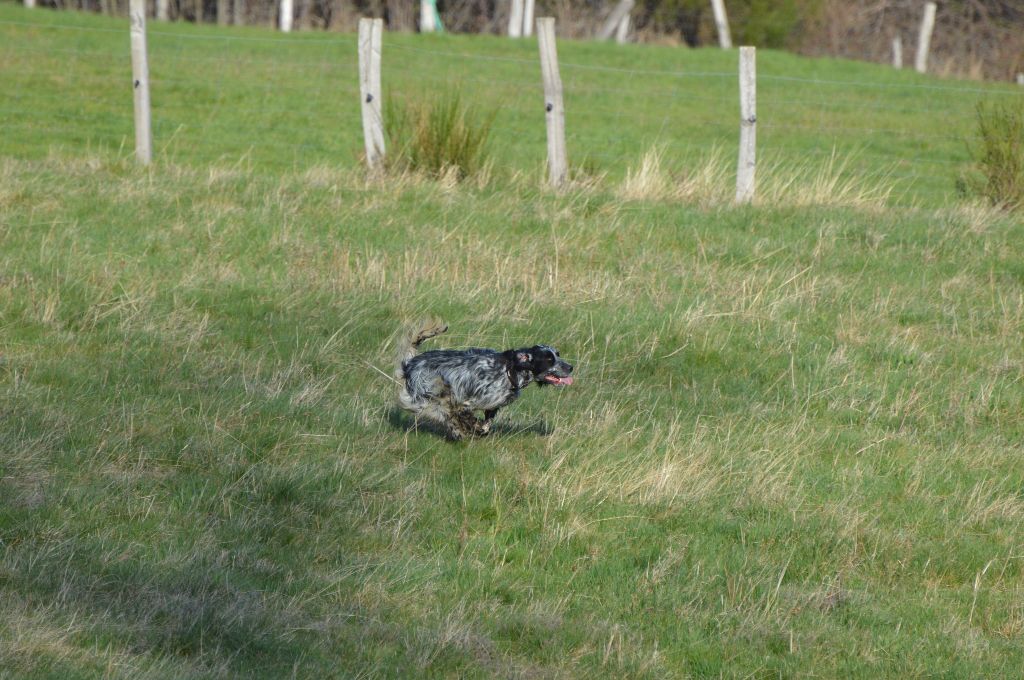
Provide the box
[915,2,936,74]
[537,18,568,188]
[892,35,902,68]
[736,46,756,204]
[710,0,732,49]
[615,13,630,44]
[597,0,634,41]
[129,0,152,165]
[358,18,385,172]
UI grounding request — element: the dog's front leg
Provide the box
[475,409,499,436]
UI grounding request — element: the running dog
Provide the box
[395,322,574,440]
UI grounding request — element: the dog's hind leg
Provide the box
[436,381,485,440]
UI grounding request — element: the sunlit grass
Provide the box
[2,5,1024,677]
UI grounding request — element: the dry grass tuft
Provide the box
[758,151,895,209]
[618,146,730,206]
[617,146,892,209]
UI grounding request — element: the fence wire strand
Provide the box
[3,12,1016,205]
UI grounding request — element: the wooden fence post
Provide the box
[1017,73,1024,86]
[129,0,152,165]
[537,18,567,188]
[915,2,936,74]
[420,0,434,32]
[508,0,523,38]
[25,0,36,8]
[358,18,385,172]
[736,46,756,204]
[892,35,902,68]
[156,0,169,20]
[710,0,732,49]
[597,0,634,41]
[279,0,293,31]
[615,13,630,44]
[522,0,535,37]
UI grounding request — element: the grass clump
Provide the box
[385,88,496,181]
[959,100,1024,210]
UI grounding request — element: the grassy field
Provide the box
[3,3,1024,678]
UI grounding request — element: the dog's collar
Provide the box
[506,364,521,390]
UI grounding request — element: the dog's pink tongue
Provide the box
[561,376,574,385]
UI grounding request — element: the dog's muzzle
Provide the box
[539,360,574,387]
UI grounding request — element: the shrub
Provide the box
[384,89,495,180]
[959,100,1024,210]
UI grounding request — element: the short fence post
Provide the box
[279,0,293,31]
[597,0,634,41]
[915,2,936,74]
[710,0,732,49]
[1016,73,1023,86]
[537,17,568,188]
[615,13,630,44]
[736,46,756,204]
[522,0,535,37]
[420,0,434,32]
[892,35,902,68]
[358,18,385,173]
[25,0,36,8]
[508,0,523,38]
[129,0,152,165]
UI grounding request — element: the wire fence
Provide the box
[3,7,1023,206]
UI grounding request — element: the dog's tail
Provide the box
[395,320,448,379]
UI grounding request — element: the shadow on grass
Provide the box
[387,407,553,440]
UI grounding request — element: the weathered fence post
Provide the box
[615,13,630,44]
[537,18,568,188]
[710,0,732,49]
[892,35,902,68]
[1017,73,1024,86]
[736,46,756,204]
[597,0,634,41]
[129,0,152,165]
[156,0,169,20]
[508,0,523,38]
[522,0,535,37]
[358,18,385,172]
[420,0,434,32]
[279,0,293,31]
[24,0,36,9]
[915,2,936,74]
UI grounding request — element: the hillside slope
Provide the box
[2,5,1024,678]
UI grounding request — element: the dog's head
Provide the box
[513,345,574,387]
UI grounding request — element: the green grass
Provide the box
[2,4,1024,678]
